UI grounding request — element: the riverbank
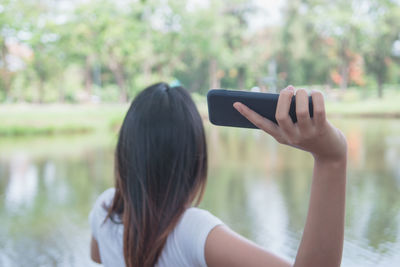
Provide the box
[0,104,127,136]
[1,90,399,136]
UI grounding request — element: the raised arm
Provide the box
[205,86,347,267]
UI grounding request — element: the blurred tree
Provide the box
[330,1,365,90]
[0,0,22,101]
[277,0,336,87]
[363,0,400,98]
[66,0,136,102]
[0,0,399,103]
[170,0,259,92]
[26,14,64,102]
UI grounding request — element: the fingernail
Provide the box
[233,102,242,112]
[287,85,294,91]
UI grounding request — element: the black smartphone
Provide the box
[207,89,313,129]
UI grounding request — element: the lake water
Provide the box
[1,118,400,267]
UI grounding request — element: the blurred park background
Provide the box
[1,0,400,266]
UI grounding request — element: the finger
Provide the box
[310,90,326,127]
[295,89,313,133]
[275,86,296,133]
[233,102,279,137]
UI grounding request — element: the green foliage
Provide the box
[0,0,399,102]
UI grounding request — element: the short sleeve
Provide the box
[176,208,224,266]
[88,188,116,241]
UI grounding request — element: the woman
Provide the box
[89,82,347,267]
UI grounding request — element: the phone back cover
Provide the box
[207,89,313,129]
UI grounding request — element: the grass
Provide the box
[0,89,399,137]
[0,104,127,137]
[322,88,400,118]
[326,96,400,118]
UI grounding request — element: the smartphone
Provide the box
[207,89,313,129]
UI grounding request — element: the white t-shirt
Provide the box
[89,188,223,267]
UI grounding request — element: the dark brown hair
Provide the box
[105,82,208,267]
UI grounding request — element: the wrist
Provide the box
[313,153,347,168]
[312,127,348,166]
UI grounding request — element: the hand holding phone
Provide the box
[232,86,347,162]
[207,88,313,129]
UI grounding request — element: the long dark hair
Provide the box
[106,82,208,267]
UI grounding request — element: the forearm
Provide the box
[233,87,347,266]
[294,157,347,267]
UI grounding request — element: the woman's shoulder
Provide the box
[90,188,115,214]
[167,207,224,266]
[89,188,117,237]
[178,207,224,236]
[182,207,222,224]
[94,188,116,205]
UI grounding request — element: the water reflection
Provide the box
[0,119,399,266]
[5,155,38,212]
[0,135,115,267]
